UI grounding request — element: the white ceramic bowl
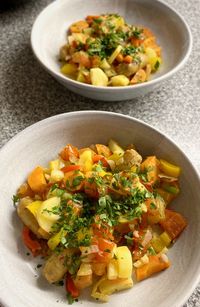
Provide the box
[0,111,200,307]
[31,0,192,101]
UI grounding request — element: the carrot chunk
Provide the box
[135,255,170,281]
[159,209,187,240]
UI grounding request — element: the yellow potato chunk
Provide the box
[115,246,132,278]
[61,63,77,76]
[110,75,129,86]
[145,47,161,71]
[90,68,108,86]
[107,259,118,280]
[98,277,133,295]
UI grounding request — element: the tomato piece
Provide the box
[22,226,41,256]
[66,272,80,298]
[60,144,79,162]
[86,15,101,25]
[98,238,115,252]
[93,154,109,168]
[61,165,81,173]
[84,178,99,198]
[94,238,115,263]
[92,216,114,240]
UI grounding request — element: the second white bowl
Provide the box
[31,0,192,101]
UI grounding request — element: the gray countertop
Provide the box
[0,0,200,306]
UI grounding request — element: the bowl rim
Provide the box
[0,110,200,307]
[31,0,193,92]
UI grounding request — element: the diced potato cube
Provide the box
[49,159,60,171]
[50,170,64,182]
[77,263,92,276]
[98,277,133,295]
[107,259,118,280]
[90,68,108,86]
[61,63,77,76]
[115,246,132,278]
[110,75,129,86]
[145,47,161,71]
[77,71,86,83]
[72,33,88,44]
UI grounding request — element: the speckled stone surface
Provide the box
[0,0,200,306]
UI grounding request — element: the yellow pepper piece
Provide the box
[27,201,42,218]
[160,231,171,246]
[159,159,181,178]
[48,228,66,250]
[108,45,123,64]
[108,139,124,155]
[79,150,93,172]
[108,153,122,162]
[151,232,171,253]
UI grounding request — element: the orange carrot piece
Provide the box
[123,55,133,64]
[27,166,47,193]
[159,209,187,240]
[135,255,170,281]
[140,156,160,185]
[70,20,89,33]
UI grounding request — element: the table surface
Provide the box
[0,0,200,306]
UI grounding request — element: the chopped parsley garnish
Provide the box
[93,18,103,24]
[148,246,156,255]
[12,194,20,207]
[150,202,156,209]
[72,176,84,187]
[67,292,75,305]
[132,27,143,39]
[123,45,138,56]
[154,60,160,70]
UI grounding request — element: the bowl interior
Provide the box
[0,112,200,307]
[32,0,191,83]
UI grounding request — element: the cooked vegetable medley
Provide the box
[59,14,162,86]
[15,140,187,304]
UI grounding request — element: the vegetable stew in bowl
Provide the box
[59,14,162,87]
[15,139,187,304]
